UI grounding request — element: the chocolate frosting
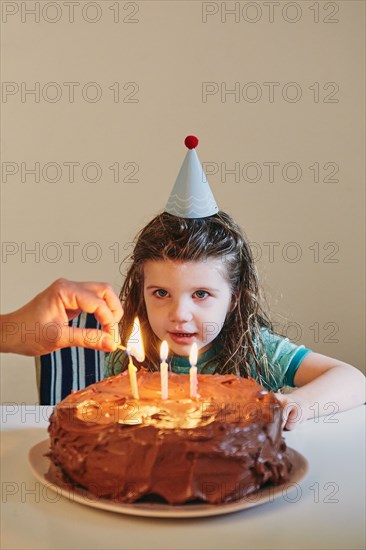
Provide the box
[48,371,292,504]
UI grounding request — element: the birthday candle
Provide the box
[189,342,198,399]
[160,340,169,400]
[126,317,144,400]
[127,353,139,400]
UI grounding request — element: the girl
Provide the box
[106,210,365,430]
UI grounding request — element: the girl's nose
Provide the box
[169,299,193,323]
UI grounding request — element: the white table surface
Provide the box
[1,404,365,550]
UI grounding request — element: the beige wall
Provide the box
[1,0,364,403]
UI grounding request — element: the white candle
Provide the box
[126,317,145,400]
[128,353,139,399]
[160,340,169,400]
[189,342,198,399]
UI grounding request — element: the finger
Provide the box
[64,327,118,352]
[92,300,122,330]
[284,408,302,431]
[57,281,122,327]
[99,285,123,323]
[70,281,123,324]
[101,323,121,345]
[284,419,297,431]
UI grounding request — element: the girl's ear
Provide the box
[229,294,238,313]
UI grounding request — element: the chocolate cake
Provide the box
[47,370,292,504]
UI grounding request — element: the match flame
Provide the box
[189,342,198,367]
[160,340,169,362]
[127,317,145,362]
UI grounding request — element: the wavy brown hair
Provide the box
[110,211,272,384]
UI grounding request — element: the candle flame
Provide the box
[127,317,145,362]
[189,342,198,367]
[160,340,169,362]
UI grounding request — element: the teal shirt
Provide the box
[105,328,312,392]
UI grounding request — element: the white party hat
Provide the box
[164,136,219,218]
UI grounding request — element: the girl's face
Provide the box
[143,259,233,357]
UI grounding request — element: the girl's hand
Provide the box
[275,392,309,431]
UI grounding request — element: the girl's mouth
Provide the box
[168,332,197,344]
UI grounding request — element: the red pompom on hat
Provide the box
[184,135,199,149]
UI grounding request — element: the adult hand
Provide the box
[0,278,123,356]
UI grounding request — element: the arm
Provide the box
[0,278,123,356]
[276,352,366,430]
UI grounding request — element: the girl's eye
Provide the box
[154,289,168,298]
[194,290,209,299]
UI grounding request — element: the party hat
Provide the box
[164,136,219,218]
